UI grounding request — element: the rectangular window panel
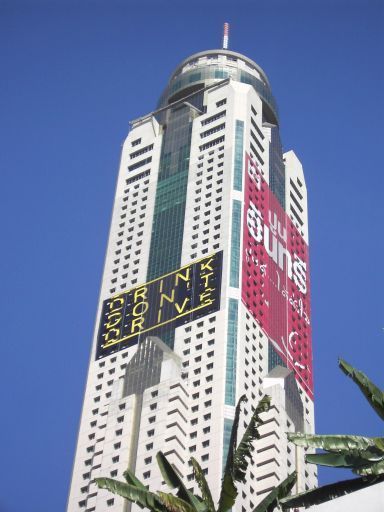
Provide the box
[230,200,241,288]
[233,120,244,191]
[223,418,234,470]
[225,298,238,406]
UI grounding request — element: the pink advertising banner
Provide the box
[242,153,313,399]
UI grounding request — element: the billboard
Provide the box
[96,251,223,359]
[242,153,313,398]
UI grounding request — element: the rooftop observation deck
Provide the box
[158,49,278,125]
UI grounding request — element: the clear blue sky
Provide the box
[1,1,383,510]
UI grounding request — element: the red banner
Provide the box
[242,153,313,398]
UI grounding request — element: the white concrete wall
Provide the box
[67,118,163,511]
[309,482,384,512]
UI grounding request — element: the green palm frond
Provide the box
[157,491,200,512]
[288,432,384,477]
[252,471,296,512]
[288,433,384,457]
[305,451,382,469]
[120,470,147,509]
[95,477,166,511]
[355,459,384,476]
[339,359,384,421]
[217,394,247,512]
[157,451,185,491]
[156,452,205,511]
[190,457,216,512]
[233,395,271,483]
[123,468,148,490]
[217,395,270,512]
[282,358,384,508]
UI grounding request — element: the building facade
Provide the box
[67,48,316,512]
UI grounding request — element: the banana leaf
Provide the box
[280,475,384,509]
[339,358,384,421]
[252,471,296,512]
[190,457,216,512]
[123,468,148,490]
[288,433,384,457]
[95,477,166,511]
[158,491,200,512]
[156,452,206,511]
[121,470,147,509]
[217,395,270,512]
[356,459,384,476]
[217,395,247,512]
[305,452,382,469]
[233,395,271,483]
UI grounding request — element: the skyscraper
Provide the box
[68,43,316,512]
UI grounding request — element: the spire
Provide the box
[222,22,229,49]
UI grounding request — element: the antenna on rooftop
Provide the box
[222,22,229,49]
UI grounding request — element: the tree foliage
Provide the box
[96,394,297,511]
[252,471,297,512]
[281,358,384,509]
[339,358,384,421]
[218,395,270,512]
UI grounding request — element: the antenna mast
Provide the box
[222,22,229,49]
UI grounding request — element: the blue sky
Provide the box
[1,1,383,510]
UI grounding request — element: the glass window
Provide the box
[233,120,244,191]
[225,298,238,406]
[229,200,241,288]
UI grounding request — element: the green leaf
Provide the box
[356,459,384,476]
[339,358,384,421]
[289,433,384,475]
[190,457,216,512]
[157,451,185,490]
[158,491,198,512]
[95,477,165,511]
[156,452,205,511]
[288,433,384,457]
[217,394,247,512]
[288,433,384,478]
[252,471,296,512]
[233,395,271,483]
[305,452,380,469]
[280,475,384,509]
[123,469,148,490]
[121,470,147,509]
[218,395,270,512]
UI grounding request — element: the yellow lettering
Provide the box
[103,328,120,342]
[160,290,175,307]
[134,286,148,303]
[175,267,191,286]
[132,301,149,317]
[108,297,124,311]
[201,298,214,306]
[131,316,145,333]
[157,308,162,323]
[199,289,215,305]
[200,258,214,272]
[159,279,164,293]
[107,311,122,320]
[201,272,213,287]
[106,312,122,329]
[174,297,190,314]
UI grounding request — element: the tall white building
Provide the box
[68,47,317,512]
